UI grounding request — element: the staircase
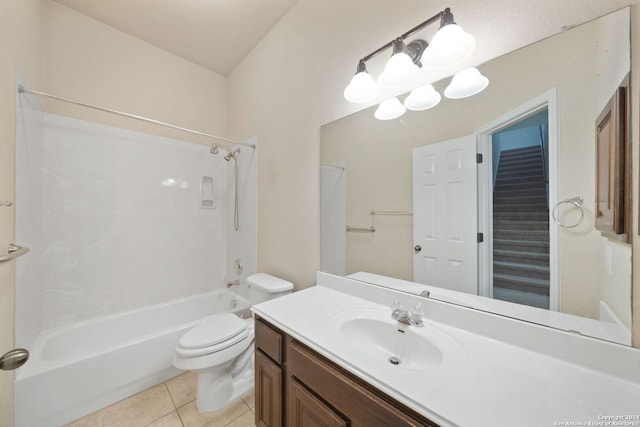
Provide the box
[492,145,550,309]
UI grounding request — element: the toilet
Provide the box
[173,273,293,412]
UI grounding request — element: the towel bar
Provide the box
[0,244,30,263]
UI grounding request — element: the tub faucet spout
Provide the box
[226,280,240,288]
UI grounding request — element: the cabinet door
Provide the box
[288,378,347,427]
[255,350,282,427]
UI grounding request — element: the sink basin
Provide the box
[340,316,443,371]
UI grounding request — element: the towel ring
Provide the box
[552,196,584,229]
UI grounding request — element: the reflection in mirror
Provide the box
[320,8,632,345]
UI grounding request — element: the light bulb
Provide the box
[444,67,489,99]
[344,70,380,103]
[378,52,420,88]
[374,97,406,120]
[404,84,442,111]
[421,24,476,68]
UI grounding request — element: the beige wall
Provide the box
[0,0,43,424]
[42,0,228,146]
[228,0,640,346]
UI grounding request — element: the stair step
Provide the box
[494,238,549,253]
[493,220,549,231]
[493,195,548,205]
[498,154,544,165]
[493,273,550,295]
[493,211,549,220]
[494,249,549,266]
[495,176,546,185]
[494,182,547,191]
[498,165,544,174]
[494,229,549,242]
[493,261,550,280]
[500,146,542,156]
[493,204,548,213]
[494,188,547,197]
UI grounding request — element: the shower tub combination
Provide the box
[14,289,250,427]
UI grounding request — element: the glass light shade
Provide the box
[421,24,476,68]
[343,71,381,103]
[404,84,442,111]
[444,67,489,99]
[374,97,407,120]
[378,52,420,88]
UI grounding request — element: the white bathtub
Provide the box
[15,289,250,427]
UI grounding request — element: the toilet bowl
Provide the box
[173,273,293,413]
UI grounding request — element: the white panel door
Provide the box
[412,136,478,294]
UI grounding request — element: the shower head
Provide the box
[210,144,219,154]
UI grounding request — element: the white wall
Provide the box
[227,0,640,346]
[15,112,233,348]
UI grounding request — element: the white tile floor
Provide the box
[65,372,256,427]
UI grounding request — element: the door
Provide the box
[412,136,478,294]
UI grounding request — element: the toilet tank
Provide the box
[247,273,293,305]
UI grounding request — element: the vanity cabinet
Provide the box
[254,317,438,427]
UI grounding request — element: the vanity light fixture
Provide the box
[378,39,421,88]
[404,84,442,111]
[444,67,489,99]
[343,7,487,120]
[343,60,381,103]
[374,97,407,120]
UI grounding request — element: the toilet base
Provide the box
[194,364,255,413]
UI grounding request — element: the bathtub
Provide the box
[14,289,250,427]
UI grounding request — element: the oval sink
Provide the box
[339,315,444,371]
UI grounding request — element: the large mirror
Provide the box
[320,8,632,345]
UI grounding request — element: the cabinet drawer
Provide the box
[255,317,283,364]
[288,341,438,427]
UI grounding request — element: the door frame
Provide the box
[475,88,559,311]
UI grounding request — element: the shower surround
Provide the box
[14,88,257,425]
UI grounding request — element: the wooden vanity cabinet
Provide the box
[254,317,438,427]
[255,318,284,427]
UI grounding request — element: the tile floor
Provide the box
[65,372,256,427]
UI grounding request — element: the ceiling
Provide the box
[53,0,299,76]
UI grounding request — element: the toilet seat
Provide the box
[176,313,249,358]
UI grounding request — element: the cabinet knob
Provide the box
[414,245,422,253]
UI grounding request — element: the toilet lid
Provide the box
[179,313,247,350]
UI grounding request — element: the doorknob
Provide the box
[0,348,29,371]
[414,245,422,253]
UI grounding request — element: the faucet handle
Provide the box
[409,303,424,326]
[391,300,402,312]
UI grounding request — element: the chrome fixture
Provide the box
[226,280,240,288]
[420,290,431,298]
[17,85,255,150]
[0,201,12,207]
[233,258,243,275]
[552,196,585,229]
[391,300,424,327]
[344,8,488,120]
[0,348,29,371]
[210,144,241,231]
[0,243,30,263]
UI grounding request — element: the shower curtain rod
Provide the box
[17,85,255,149]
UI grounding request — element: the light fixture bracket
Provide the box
[406,39,428,66]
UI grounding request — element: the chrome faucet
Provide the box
[391,300,424,327]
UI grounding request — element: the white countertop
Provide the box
[251,277,640,427]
